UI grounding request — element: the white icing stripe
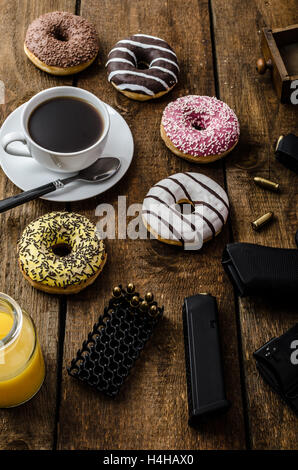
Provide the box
[117,39,177,57]
[150,57,180,70]
[116,83,154,96]
[150,66,178,82]
[185,173,229,209]
[105,58,134,67]
[108,70,169,89]
[134,33,165,41]
[108,47,137,64]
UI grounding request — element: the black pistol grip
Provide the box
[222,243,298,297]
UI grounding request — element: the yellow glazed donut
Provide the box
[18,212,107,295]
[24,12,99,76]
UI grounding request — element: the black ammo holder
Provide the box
[254,324,298,416]
[68,285,163,397]
[275,133,298,174]
[183,294,229,426]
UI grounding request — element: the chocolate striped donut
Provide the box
[106,34,179,101]
[142,172,229,249]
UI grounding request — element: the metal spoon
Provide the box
[0,157,121,213]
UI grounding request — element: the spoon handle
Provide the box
[0,180,63,213]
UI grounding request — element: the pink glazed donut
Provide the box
[160,95,240,163]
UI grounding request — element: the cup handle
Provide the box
[1,132,31,157]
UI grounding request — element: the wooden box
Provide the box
[256,25,298,103]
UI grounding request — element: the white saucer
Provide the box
[0,102,134,202]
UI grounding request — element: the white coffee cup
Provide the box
[1,86,110,173]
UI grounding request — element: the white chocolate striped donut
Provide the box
[142,172,229,249]
[106,34,179,101]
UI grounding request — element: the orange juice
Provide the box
[0,312,13,339]
[0,293,45,407]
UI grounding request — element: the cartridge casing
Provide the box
[251,211,274,231]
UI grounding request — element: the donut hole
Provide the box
[176,199,195,214]
[52,242,72,257]
[53,26,69,42]
[137,60,150,70]
[191,121,205,131]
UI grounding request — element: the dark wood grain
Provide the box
[211,0,298,450]
[56,0,246,450]
[0,0,75,450]
[2,0,296,451]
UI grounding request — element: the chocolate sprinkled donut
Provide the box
[24,11,99,75]
[106,34,179,101]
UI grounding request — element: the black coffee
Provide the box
[28,97,104,153]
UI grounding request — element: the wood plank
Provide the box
[211,0,298,450]
[0,0,75,450]
[57,0,246,450]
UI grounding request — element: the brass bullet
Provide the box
[253,177,280,192]
[112,286,121,297]
[275,135,284,151]
[130,295,139,307]
[148,304,158,318]
[127,283,135,293]
[251,211,274,231]
[140,300,149,312]
[145,292,154,303]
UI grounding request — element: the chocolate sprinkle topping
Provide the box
[18,212,106,289]
[25,11,99,68]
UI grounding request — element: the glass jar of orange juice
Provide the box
[0,293,45,407]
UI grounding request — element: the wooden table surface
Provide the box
[0,0,297,451]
